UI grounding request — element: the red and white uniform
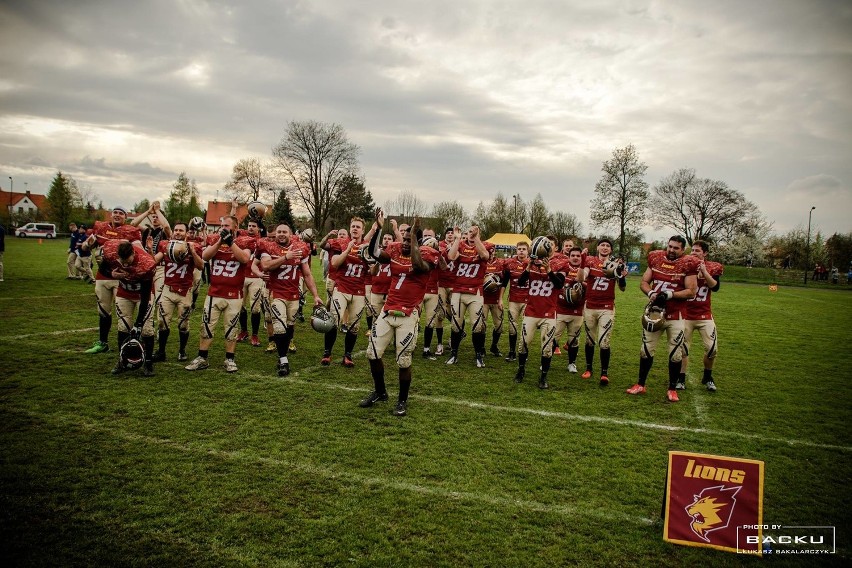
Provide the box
[583,256,618,310]
[646,250,700,319]
[556,262,584,317]
[157,240,203,297]
[371,262,393,296]
[206,234,254,299]
[261,239,311,301]
[92,221,142,279]
[685,261,724,320]
[483,257,505,305]
[382,243,440,315]
[438,242,456,291]
[451,241,489,295]
[328,237,369,296]
[524,260,565,319]
[503,256,530,304]
[101,240,157,299]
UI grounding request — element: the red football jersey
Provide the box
[235,231,260,278]
[646,250,700,319]
[450,240,488,294]
[328,238,369,295]
[523,261,563,318]
[583,256,619,310]
[101,240,156,300]
[685,261,723,320]
[381,243,439,315]
[205,234,252,299]
[92,220,142,247]
[555,261,584,316]
[438,242,456,290]
[370,261,393,295]
[157,240,202,296]
[483,258,505,305]
[259,239,311,300]
[503,256,530,303]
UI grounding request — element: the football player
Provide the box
[259,224,323,376]
[99,240,157,376]
[184,215,253,373]
[553,246,585,374]
[679,240,723,392]
[419,228,445,359]
[66,223,81,279]
[627,236,698,402]
[360,210,439,417]
[581,238,627,385]
[369,233,395,335]
[482,247,506,357]
[445,225,491,367]
[234,219,265,346]
[133,201,172,327]
[431,227,458,356]
[514,241,566,388]
[152,222,204,362]
[502,241,531,362]
[74,226,95,283]
[80,207,143,354]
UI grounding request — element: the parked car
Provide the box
[16,222,57,239]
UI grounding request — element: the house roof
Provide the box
[0,190,48,210]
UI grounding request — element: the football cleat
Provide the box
[141,363,155,377]
[236,331,249,343]
[435,344,444,356]
[666,389,680,402]
[150,352,166,363]
[110,360,127,375]
[538,375,549,389]
[392,400,408,417]
[223,359,238,373]
[706,380,717,392]
[85,340,110,354]
[626,384,647,395]
[320,353,332,366]
[514,367,525,383]
[250,335,260,347]
[185,356,209,371]
[422,348,432,358]
[359,390,389,408]
[277,361,290,377]
[288,341,296,353]
[504,352,517,362]
[475,354,485,368]
[599,375,609,386]
[568,363,578,374]
[675,381,686,390]
[342,355,355,368]
[266,341,276,353]
[177,352,188,362]
[581,370,592,379]
[489,345,502,357]
[446,354,458,365]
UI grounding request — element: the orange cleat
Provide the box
[625,384,646,395]
[666,389,680,402]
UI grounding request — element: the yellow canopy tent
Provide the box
[485,233,531,250]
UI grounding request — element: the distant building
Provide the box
[0,189,48,224]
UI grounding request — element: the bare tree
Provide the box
[649,169,767,244]
[527,194,550,237]
[224,157,279,203]
[549,211,583,242]
[432,201,468,231]
[509,194,527,234]
[590,144,649,257]
[272,120,360,231]
[384,190,428,221]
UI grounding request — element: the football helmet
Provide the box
[603,259,626,278]
[483,272,501,293]
[311,305,336,334]
[420,236,439,250]
[358,244,376,265]
[247,201,267,220]
[188,216,206,231]
[301,228,315,242]
[641,303,666,333]
[119,338,146,371]
[563,281,585,306]
[166,240,189,263]
[530,236,552,260]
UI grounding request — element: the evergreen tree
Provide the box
[272,192,295,230]
[46,171,75,229]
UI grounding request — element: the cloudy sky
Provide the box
[1,0,850,239]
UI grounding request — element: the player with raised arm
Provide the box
[260,224,323,376]
[360,210,439,417]
[581,238,627,385]
[502,241,531,362]
[627,235,698,402]
[445,225,491,367]
[553,246,586,376]
[482,247,506,357]
[184,216,253,373]
[678,240,723,392]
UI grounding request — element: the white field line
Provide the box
[20,408,656,527]
[2,327,98,340]
[685,370,707,424]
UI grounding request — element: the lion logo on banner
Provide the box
[685,485,742,542]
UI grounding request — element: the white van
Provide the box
[16,222,57,239]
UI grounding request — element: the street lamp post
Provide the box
[513,194,519,233]
[804,206,815,285]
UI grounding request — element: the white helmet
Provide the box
[563,281,585,306]
[603,258,626,278]
[188,216,205,231]
[301,228,315,242]
[530,236,552,260]
[483,272,501,293]
[166,240,189,263]
[311,305,336,334]
[358,244,376,265]
[247,201,267,220]
[420,236,439,250]
[119,338,146,371]
[641,303,666,333]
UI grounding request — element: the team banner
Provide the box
[663,451,765,555]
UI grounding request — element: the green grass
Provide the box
[1,238,850,566]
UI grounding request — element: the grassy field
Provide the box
[1,238,850,567]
